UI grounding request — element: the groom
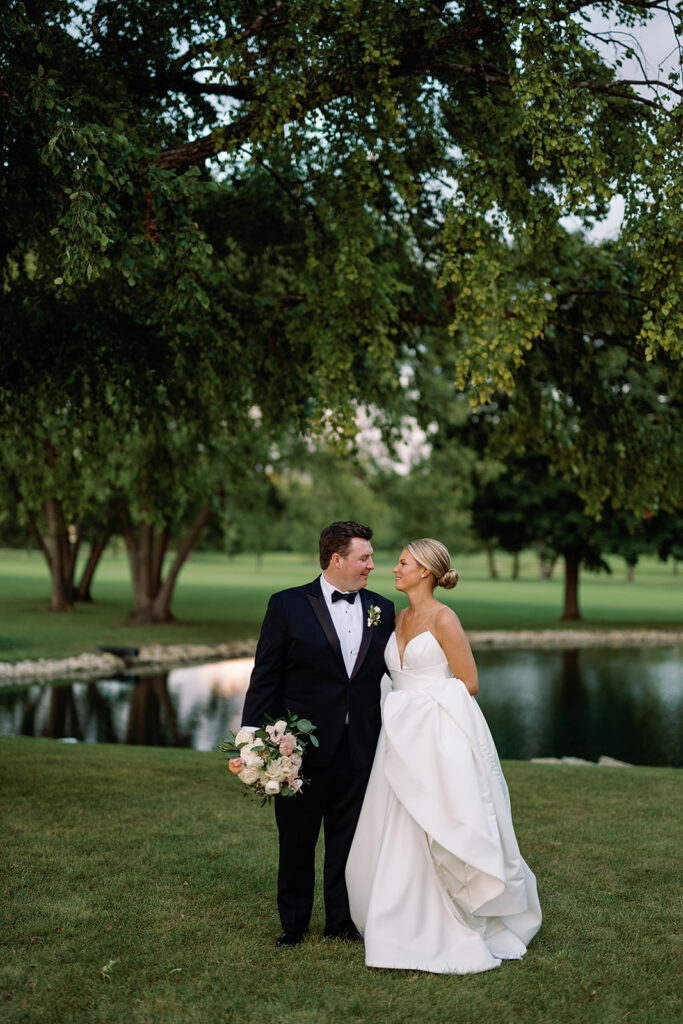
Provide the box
[241,521,395,947]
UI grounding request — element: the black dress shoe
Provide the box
[324,924,363,942]
[275,930,305,947]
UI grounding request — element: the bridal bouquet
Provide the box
[217,714,318,804]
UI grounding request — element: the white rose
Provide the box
[278,756,299,779]
[235,728,255,746]
[242,747,265,767]
[273,719,287,736]
[265,759,288,783]
[264,779,281,796]
[238,766,260,786]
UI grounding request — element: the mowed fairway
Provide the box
[1,548,682,662]
[2,737,681,1024]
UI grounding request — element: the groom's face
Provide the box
[332,537,375,592]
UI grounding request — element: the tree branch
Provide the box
[155,75,255,101]
[91,1,105,44]
[153,4,680,172]
[242,1,286,39]
[416,61,509,86]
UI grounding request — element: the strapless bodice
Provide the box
[385,631,454,691]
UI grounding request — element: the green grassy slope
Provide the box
[2,737,681,1024]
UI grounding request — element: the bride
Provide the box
[345,538,542,974]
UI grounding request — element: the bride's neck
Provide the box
[407,594,438,617]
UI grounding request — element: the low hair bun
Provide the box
[438,569,459,590]
[406,539,459,591]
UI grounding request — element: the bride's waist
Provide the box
[388,666,453,691]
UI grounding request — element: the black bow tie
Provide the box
[332,590,357,604]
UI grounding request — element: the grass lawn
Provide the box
[1,737,681,1024]
[1,548,681,663]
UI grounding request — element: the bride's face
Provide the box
[392,549,426,592]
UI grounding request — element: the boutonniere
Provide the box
[367,604,382,627]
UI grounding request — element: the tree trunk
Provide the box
[124,507,213,625]
[673,558,679,576]
[561,549,582,621]
[540,551,559,580]
[45,498,74,611]
[626,561,636,583]
[484,541,498,580]
[123,523,154,620]
[76,533,110,602]
[511,550,520,580]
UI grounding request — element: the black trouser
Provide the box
[274,727,371,933]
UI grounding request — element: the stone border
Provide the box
[468,628,683,649]
[531,755,633,767]
[0,628,681,685]
[0,640,258,684]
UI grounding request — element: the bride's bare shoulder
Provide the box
[433,604,464,634]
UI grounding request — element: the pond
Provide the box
[1,646,681,767]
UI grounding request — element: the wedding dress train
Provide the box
[346,630,542,974]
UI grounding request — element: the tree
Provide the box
[471,467,540,580]
[488,235,683,516]
[0,138,429,617]
[602,511,655,582]
[4,2,682,402]
[266,441,397,556]
[646,510,683,575]
[472,454,611,620]
[3,1,682,616]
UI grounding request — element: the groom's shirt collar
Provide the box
[320,572,356,600]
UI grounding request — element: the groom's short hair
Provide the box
[319,521,373,569]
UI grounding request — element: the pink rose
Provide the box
[228,757,244,774]
[278,733,297,755]
[265,724,275,737]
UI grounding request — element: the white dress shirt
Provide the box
[320,572,363,678]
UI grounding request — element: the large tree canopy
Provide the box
[3,0,682,400]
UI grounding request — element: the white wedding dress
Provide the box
[346,630,542,974]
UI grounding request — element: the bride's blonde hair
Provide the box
[406,538,459,590]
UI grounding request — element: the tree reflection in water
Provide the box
[45,684,84,741]
[9,673,191,747]
[125,674,189,747]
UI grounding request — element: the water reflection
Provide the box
[1,649,681,766]
[478,647,683,766]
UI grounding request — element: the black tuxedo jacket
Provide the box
[241,577,395,769]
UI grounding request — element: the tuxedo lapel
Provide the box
[306,578,343,663]
[350,590,374,680]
